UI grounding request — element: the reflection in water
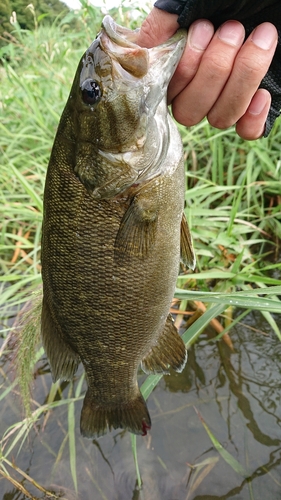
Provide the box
[0,310,281,499]
[218,339,281,448]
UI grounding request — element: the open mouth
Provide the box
[100,16,149,78]
[100,15,187,80]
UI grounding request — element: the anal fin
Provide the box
[80,389,151,438]
[41,297,80,381]
[181,213,196,270]
[141,314,187,374]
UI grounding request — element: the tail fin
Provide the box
[80,389,151,438]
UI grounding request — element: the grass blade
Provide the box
[131,434,142,489]
[182,303,227,345]
[175,289,281,313]
[194,407,250,478]
[68,386,78,494]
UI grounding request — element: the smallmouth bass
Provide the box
[41,15,195,438]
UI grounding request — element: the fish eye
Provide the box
[81,79,102,105]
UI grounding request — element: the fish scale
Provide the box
[41,15,195,437]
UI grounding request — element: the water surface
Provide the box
[0,310,281,499]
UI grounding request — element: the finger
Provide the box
[168,20,214,103]
[207,23,278,129]
[137,7,179,48]
[235,89,271,140]
[171,21,246,127]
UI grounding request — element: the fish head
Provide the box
[69,15,187,155]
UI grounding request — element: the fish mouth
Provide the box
[102,15,140,47]
[100,15,187,82]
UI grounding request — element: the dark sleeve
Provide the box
[154,0,281,136]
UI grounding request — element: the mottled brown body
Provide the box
[41,16,195,437]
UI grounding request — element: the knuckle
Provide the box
[172,100,201,127]
[208,100,241,129]
[208,113,235,129]
[235,54,265,81]
[203,51,233,78]
[175,58,196,81]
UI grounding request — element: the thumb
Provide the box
[137,7,180,48]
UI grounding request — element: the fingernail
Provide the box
[189,20,214,51]
[218,21,244,46]
[248,90,268,115]
[251,22,277,50]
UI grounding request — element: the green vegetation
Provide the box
[0,0,70,49]
[0,2,281,497]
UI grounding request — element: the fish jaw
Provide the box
[100,15,187,89]
[99,15,187,115]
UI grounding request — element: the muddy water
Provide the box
[0,310,281,500]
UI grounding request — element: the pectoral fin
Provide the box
[115,191,158,260]
[181,213,196,270]
[141,314,187,374]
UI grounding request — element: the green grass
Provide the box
[0,2,281,497]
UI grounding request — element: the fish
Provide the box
[41,15,195,438]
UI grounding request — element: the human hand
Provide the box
[137,8,278,140]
